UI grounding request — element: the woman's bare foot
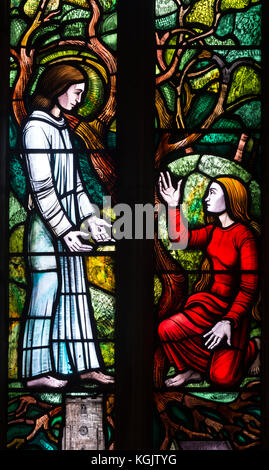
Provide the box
[26,375,68,389]
[80,370,114,384]
[248,337,261,376]
[165,369,202,388]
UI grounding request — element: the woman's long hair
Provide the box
[31,64,86,111]
[195,176,261,320]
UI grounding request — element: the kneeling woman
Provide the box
[158,171,260,388]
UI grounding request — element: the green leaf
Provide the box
[186,0,216,28]
[227,66,260,105]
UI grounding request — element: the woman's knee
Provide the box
[158,316,184,341]
[209,353,241,388]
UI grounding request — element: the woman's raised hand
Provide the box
[159,171,182,208]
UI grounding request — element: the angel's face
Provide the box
[57,82,85,111]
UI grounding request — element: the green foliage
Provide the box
[99,0,117,12]
[155,0,261,132]
[227,66,261,105]
[10,17,28,47]
[78,152,106,208]
[90,286,115,339]
[186,0,216,28]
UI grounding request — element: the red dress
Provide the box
[158,208,259,387]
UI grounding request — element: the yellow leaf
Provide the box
[24,0,60,18]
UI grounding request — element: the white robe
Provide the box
[21,110,102,378]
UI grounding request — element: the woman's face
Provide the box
[57,82,85,111]
[204,182,226,214]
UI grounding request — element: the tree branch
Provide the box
[234,133,249,162]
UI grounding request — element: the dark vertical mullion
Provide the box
[0,0,10,451]
[262,7,269,451]
[115,0,155,450]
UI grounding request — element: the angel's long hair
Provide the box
[31,64,86,111]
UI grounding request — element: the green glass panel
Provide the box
[9,192,27,230]
[8,321,20,379]
[10,155,27,205]
[182,172,210,225]
[99,12,117,33]
[155,12,177,31]
[186,0,216,28]
[198,154,251,182]
[224,49,261,64]
[23,0,60,18]
[63,22,88,37]
[100,33,117,51]
[90,286,115,339]
[10,69,18,88]
[168,154,201,178]
[227,66,260,105]
[86,256,115,293]
[9,282,26,319]
[9,224,24,253]
[9,257,26,286]
[9,116,19,149]
[178,49,198,72]
[99,0,117,12]
[234,100,261,129]
[200,133,239,144]
[77,65,105,119]
[42,34,61,46]
[215,12,234,37]
[233,5,261,45]
[77,154,105,207]
[154,275,163,305]
[204,36,235,46]
[211,118,241,129]
[185,93,217,128]
[38,49,80,65]
[31,25,57,45]
[100,342,114,367]
[189,67,220,90]
[221,0,249,9]
[249,180,261,219]
[10,18,27,47]
[159,83,176,112]
[63,8,90,21]
[11,0,21,7]
[155,0,177,17]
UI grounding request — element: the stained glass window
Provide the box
[154,0,262,451]
[8,0,117,450]
[1,0,266,455]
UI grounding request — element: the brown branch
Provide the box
[234,133,249,162]
[11,0,60,125]
[176,57,197,128]
[187,64,216,78]
[154,381,260,450]
[156,50,182,86]
[44,10,61,22]
[8,396,38,418]
[155,89,173,128]
[85,0,117,128]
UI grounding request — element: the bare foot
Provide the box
[80,371,114,384]
[248,337,261,376]
[165,369,202,388]
[26,375,68,389]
